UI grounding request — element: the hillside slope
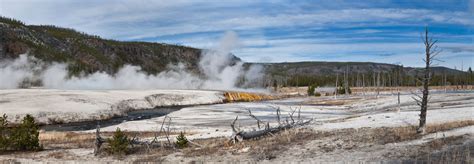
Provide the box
[0,17,212,75]
[251,62,470,87]
[257,62,466,77]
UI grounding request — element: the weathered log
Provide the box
[230,106,312,142]
[232,119,312,141]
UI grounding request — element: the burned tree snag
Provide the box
[94,124,105,156]
[344,66,349,96]
[335,73,339,99]
[412,27,441,134]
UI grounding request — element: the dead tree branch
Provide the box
[246,108,265,129]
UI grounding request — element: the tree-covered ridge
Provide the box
[257,62,472,88]
[0,16,205,76]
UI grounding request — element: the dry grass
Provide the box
[35,120,474,162]
[426,135,465,150]
[426,120,474,133]
[131,128,322,162]
[412,135,472,164]
[40,131,95,149]
[237,129,321,160]
[45,151,68,159]
[39,131,187,149]
[341,120,474,144]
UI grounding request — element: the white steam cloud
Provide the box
[0,31,264,90]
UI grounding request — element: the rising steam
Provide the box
[0,31,264,90]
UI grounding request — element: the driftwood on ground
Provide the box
[230,106,312,143]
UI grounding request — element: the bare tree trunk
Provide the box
[295,68,299,94]
[335,73,338,99]
[461,61,464,89]
[415,27,440,134]
[373,71,376,95]
[397,91,401,113]
[377,72,380,98]
[382,72,385,93]
[94,124,104,156]
[444,72,447,93]
[345,66,349,96]
[397,66,401,113]
[357,72,360,88]
[362,74,366,98]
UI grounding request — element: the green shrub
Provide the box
[0,114,9,150]
[307,84,316,96]
[337,86,345,94]
[107,128,129,155]
[314,92,321,97]
[175,132,188,148]
[337,85,352,95]
[10,114,41,151]
[307,83,320,96]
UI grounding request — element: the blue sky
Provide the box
[0,0,473,69]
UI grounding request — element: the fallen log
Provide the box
[230,106,312,142]
[234,120,311,140]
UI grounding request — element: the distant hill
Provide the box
[254,61,466,77]
[0,16,213,75]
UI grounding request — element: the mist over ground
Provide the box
[0,31,264,90]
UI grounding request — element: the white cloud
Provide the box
[1,1,472,39]
[470,0,474,14]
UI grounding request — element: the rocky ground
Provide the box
[0,89,473,163]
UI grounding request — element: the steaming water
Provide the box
[0,31,264,90]
[41,106,181,131]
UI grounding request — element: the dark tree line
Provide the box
[267,68,473,88]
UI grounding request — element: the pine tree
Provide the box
[107,128,129,155]
[175,132,188,148]
[307,84,316,96]
[11,114,41,150]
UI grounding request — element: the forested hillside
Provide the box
[0,16,208,76]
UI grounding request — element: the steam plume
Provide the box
[0,32,264,90]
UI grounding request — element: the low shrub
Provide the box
[307,84,317,96]
[0,114,8,150]
[107,128,129,155]
[337,85,352,95]
[175,132,188,148]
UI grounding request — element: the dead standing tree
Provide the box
[344,66,349,96]
[412,27,441,134]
